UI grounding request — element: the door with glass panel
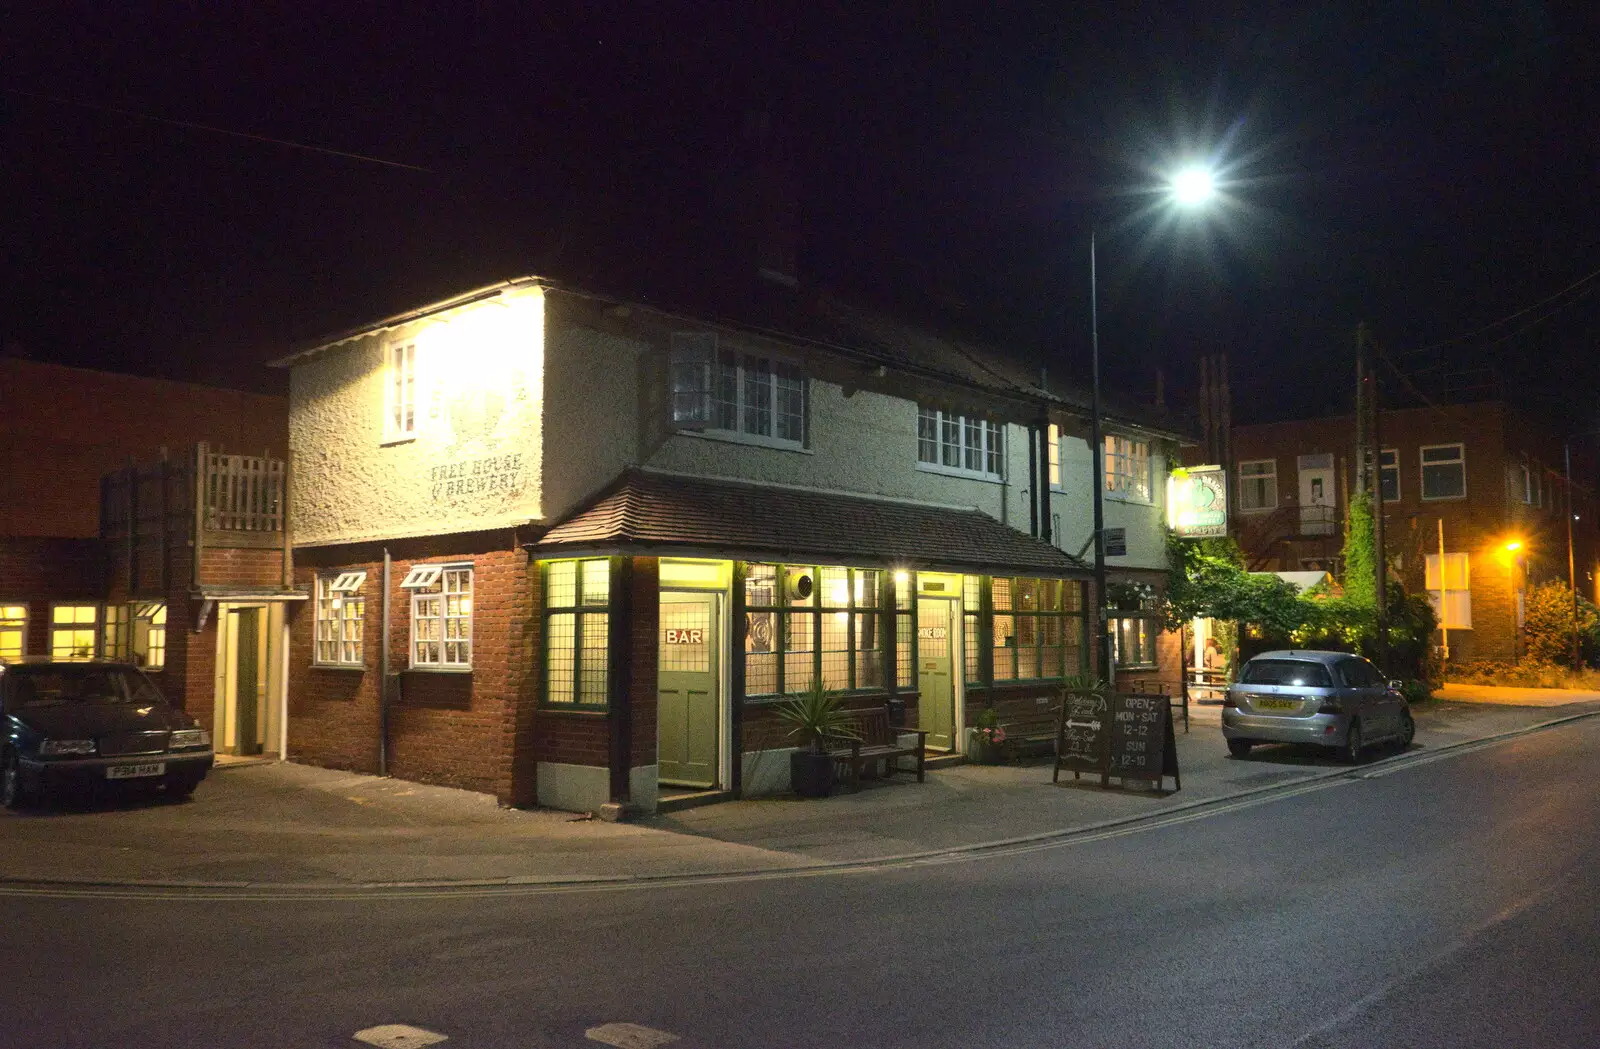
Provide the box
[658,592,720,789]
[1298,453,1337,535]
[916,597,955,750]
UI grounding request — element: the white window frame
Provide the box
[1420,443,1466,501]
[1426,552,1472,629]
[1,603,28,662]
[1379,448,1400,503]
[383,340,418,444]
[917,406,1005,481]
[410,564,473,670]
[670,333,807,450]
[1237,458,1278,512]
[49,602,100,661]
[314,575,365,668]
[133,602,167,671]
[1103,434,1152,503]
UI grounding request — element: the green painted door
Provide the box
[916,597,955,750]
[233,608,262,756]
[658,592,720,788]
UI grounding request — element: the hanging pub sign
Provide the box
[1168,465,1228,538]
[1053,689,1180,793]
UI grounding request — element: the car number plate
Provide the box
[106,762,166,780]
[1256,698,1300,711]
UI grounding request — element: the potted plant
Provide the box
[969,707,1006,765]
[774,679,859,798]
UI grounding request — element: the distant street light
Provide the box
[1087,163,1221,679]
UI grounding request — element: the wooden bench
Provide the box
[823,707,928,791]
[994,706,1062,762]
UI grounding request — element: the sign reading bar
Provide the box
[663,628,704,645]
[1053,689,1180,792]
[1168,465,1227,538]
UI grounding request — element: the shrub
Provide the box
[1521,581,1600,668]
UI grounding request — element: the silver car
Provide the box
[1222,650,1414,763]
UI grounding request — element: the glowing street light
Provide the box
[1170,164,1218,207]
[1086,159,1223,676]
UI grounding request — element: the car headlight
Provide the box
[39,738,97,757]
[168,728,211,750]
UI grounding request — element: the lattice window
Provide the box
[745,563,886,695]
[410,565,473,668]
[315,574,365,667]
[544,559,610,706]
[988,577,1086,683]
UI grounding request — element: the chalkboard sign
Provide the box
[1053,690,1180,792]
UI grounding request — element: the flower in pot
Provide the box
[970,707,1006,764]
[774,679,859,798]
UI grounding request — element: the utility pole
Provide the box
[1356,324,1388,670]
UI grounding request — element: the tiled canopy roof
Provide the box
[533,470,1090,576]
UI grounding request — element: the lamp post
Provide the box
[1564,431,1600,666]
[1088,163,1217,681]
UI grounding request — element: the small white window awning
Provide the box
[329,571,367,593]
[399,564,443,589]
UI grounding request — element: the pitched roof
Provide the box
[533,470,1090,576]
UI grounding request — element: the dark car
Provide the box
[1,659,214,808]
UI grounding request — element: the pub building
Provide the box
[274,277,1182,814]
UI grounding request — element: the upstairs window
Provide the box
[1379,449,1400,503]
[1,604,27,662]
[669,333,806,448]
[384,340,418,443]
[1047,424,1064,489]
[917,407,1003,480]
[1237,459,1277,511]
[1104,435,1152,502]
[1421,443,1465,500]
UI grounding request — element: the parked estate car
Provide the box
[1221,650,1414,763]
[1,659,214,808]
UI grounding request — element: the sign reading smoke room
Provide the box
[430,453,525,501]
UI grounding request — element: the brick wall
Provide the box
[0,538,108,655]
[200,547,287,589]
[287,530,528,802]
[0,358,286,540]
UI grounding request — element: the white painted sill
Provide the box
[675,429,813,455]
[915,461,1005,486]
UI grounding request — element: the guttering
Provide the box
[267,276,546,368]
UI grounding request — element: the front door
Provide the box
[1298,454,1336,535]
[658,592,720,789]
[916,597,955,750]
[231,607,263,756]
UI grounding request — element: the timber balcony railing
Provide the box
[1238,503,1341,570]
[101,442,290,592]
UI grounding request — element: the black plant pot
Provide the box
[790,750,836,798]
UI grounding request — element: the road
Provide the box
[3,717,1597,1048]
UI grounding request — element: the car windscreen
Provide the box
[1240,659,1333,687]
[3,667,164,708]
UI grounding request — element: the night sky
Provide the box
[4,3,1597,427]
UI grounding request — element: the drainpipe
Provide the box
[1027,428,1039,537]
[379,548,391,777]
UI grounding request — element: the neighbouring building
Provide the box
[1231,401,1600,663]
[272,276,1185,812]
[0,357,291,748]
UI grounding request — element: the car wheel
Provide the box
[1396,709,1416,750]
[1341,720,1364,765]
[1227,739,1253,757]
[2,751,34,810]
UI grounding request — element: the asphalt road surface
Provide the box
[4,718,1597,1048]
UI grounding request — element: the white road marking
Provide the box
[585,1021,680,1048]
[352,1023,449,1048]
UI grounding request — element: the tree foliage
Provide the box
[1522,580,1600,668]
[1341,489,1376,608]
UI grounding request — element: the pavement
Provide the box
[2,687,1596,890]
[1435,682,1600,707]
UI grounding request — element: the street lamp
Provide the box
[1088,163,1220,680]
